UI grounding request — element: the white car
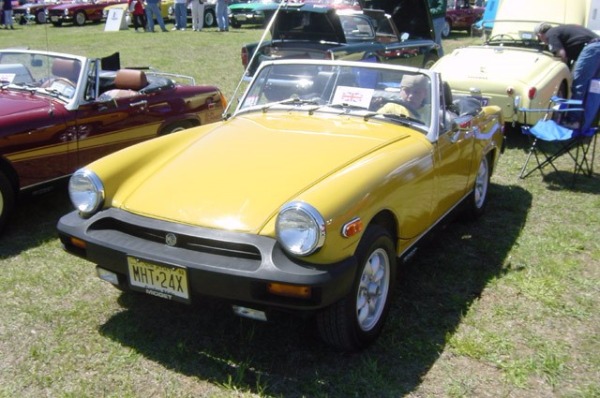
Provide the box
[432,0,591,127]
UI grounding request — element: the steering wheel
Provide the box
[379,99,421,119]
[41,77,76,98]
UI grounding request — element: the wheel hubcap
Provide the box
[356,248,390,332]
[474,158,489,209]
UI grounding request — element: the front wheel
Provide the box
[204,9,215,27]
[35,10,47,24]
[317,225,396,351]
[463,154,490,220]
[74,11,86,26]
[0,172,16,235]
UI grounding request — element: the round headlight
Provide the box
[276,202,325,256]
[69,169,104,216]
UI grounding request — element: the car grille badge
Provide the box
[165,233,177,247]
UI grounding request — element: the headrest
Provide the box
[114,69,148,91]
[52,58,81,82]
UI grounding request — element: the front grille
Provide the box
[91,217,262,261]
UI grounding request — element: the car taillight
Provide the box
[241,47,249,68]
[528,87,537,100]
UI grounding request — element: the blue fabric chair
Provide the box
[520,78,600,184]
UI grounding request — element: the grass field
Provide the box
[1,23,599,398]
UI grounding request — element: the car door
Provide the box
[431,111,475,220]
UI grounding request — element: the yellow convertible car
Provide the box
[57,59,504,351]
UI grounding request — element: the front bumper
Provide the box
[57,208,357,312]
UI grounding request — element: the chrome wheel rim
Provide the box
[474,157,489,209]
[356,248,390,332]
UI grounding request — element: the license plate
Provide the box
[51,16,58,21]
[127,257,190,302]
[236,15,247,21]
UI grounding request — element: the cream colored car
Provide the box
[433,0,592,127]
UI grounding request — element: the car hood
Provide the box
[115,112,412,233]
[0,91,54,117]
[433,46,559,90]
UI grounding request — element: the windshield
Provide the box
[0,52,82,100]
[239,63,433,129]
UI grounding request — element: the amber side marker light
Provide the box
[267,283,312,299]
[342,217,363,238]
[70,237,87,249]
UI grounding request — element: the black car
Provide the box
[241,0,439,77]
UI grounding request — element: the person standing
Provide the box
[145,0,168,32]
[428,0,447,56]
[2,0,14,30]
[216,0,228,31]
[535,22,600,100]
[190,0,204,31]
[173,0,187,30]
[129,0,147,32]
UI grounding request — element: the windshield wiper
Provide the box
[365,112,425,126]
[261,96,321,113]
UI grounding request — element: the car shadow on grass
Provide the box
[98,183,532,397]
[0,183,71,258]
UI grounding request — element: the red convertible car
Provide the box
[47,0,126,26]
[0,49,226,233]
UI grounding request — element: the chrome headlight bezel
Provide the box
[276,202,326,256]
[69,168,104,217]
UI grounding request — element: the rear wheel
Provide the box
[422,53,439,69]
[0,172,16,235]
[317,225,396,351]
[159,120,194,135]
[463,154,490,220]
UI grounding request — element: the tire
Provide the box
[317,225,396,351]
[230,19,241,28]
[159,120,194,135]
[0,172,16,235]
[74,11,86,26]
[442,20,451,37]
[204,9,215,27]
[35,10,47,24]
[52,21,62,27]
[422,53,439,69]
[463,154,490,220]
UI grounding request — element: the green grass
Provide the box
[1,24,599,397]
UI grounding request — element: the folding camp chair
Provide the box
[520,78,600,184]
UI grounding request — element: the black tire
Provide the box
[35,10,47,24]
[0,172,16,235]
[422,53,439,69]
[51,21,62,27]
[317,225,396,351]
[74,11,86,26]
[463,154,490,220]
[230,19,241,28]
[204,9,215,27]
[159,120,194,135]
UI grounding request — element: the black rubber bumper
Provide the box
[57,209,358,311]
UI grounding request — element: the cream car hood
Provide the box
[116,112,413,233]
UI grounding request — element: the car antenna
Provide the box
[222,0,290,120]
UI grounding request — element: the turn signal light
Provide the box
[267,283,312,299]
[342,217,363,237]
[70,237,87,249]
